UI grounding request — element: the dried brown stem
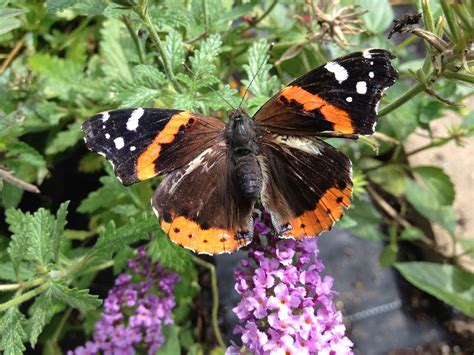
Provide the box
[0,168,40,194]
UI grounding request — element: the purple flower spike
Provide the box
[227,211,353,355]
[69,248,179,355]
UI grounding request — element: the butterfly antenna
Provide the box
[238,42,275,110]
[183,63,236,110]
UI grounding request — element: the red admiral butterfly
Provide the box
[83,49,398,255]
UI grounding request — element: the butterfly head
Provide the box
[226,109,257,153]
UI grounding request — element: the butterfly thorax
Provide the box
[226,109,262,200]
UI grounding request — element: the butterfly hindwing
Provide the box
[254,49,398,136]
[152,142,254,255]
[82,108,224,185]
[258,135,352,238]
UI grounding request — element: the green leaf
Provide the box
[52,201,69,262]
[405,176,456,236]
[6,208,32,272]
[395,262,474,317]
[50,281,101,313]
[46,0,77,13]
[0,263,34,282]
[356,0,394,34]
[242,39,279,98]
[400,227,424,241]
[368,165,406,196]
[5,141,47,170]
[157,325,181,355]
[0,307,26,355]
[78,176,127,214]
[91,214,158,259]
[411,166,455,206]
[25,208,55,266]
[29,287,53,348]
[190,33,222,76]
[379,243,398,267]
[148,230,192,273]
[45,122,83,155]
[0,9,28,36]
[164,31,185,71]
[344,197,385,241]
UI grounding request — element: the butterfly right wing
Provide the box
[82,108,224,185]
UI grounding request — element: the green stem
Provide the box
[405,137,451,156]
[202,0,209,34]
[0,283,49,312]
[138,10,182,92]
[421,0,435,33]
[0,277,45,292]
[191,255,225,349]
[51,307,72,343]
[251,0,278,28]
[378,82,426,117]
[394,35,417,52]
[123,16,146,64]
[441,0,461,43]
[452,4,473,31]
[443,70,474,84]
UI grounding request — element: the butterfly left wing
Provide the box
[152,142,254,255]
[258,135,352,239]
[254,49,397,136]
[82,108,224,185]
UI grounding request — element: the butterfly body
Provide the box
[83,49,398,255]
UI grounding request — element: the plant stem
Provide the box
[379,82,426,117]
[394,35,417,52]
[0,283,49,312]
[123,16,146,64]
[51,307,72,343]
[0,277,45,292]
[441,0,461,43]
[190,255,225,349]
[405,137,451,156]
[250,0,278,29]
[443,71,474,84]
[0,36,25,74]
[138,11,182,92]
[202,0,210,34]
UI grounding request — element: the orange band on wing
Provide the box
[279,86,354,134]
[283,184,352,239]
[161,216,249,254]
[136,112,193,180]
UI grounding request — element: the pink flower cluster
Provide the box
[227,214,353,354]
[69,248,179,355]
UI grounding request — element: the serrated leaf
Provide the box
[0,263,34,282]
[242,39,279,99]
[78,176,127,214]
[46,0,77,13]
[29,287,53,348]
[0,307,26,355]
[100,19,132,81]
[190,34,222,76]
[91,214,158,259]
[0,9,28,36]
[52,201,69,262]
[164,31,185,71]
[148,230,192,273]
[45,121,83,155]
[25,208,55,266]
[6,208,32,273]
[50,281,101,313]
[6,142,47,170]
[395,262,474,317]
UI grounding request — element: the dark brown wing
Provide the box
[152,142,254,255]
[258,135,352,238]
[82,108,224,185]
[254,49,398,136]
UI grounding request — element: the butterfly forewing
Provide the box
[82,108,224,185]
[254,49,398,136]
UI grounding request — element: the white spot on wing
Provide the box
[101,112,110,122]
[130,146,136,151]
[114,137,125,149]
[363,50,372,59]
[105,133,110,139]
[370,61,374,65]
[98,151,106,157]
[126,108,144,131]
[356,81,367,95]
[346,97,352,102]
[369,71,374,78]
[324,61,349,84]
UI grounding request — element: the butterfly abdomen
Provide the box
[234,154,262,200]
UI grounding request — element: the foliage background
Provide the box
[0,0,473,353]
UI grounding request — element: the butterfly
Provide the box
[82,49,398,255]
